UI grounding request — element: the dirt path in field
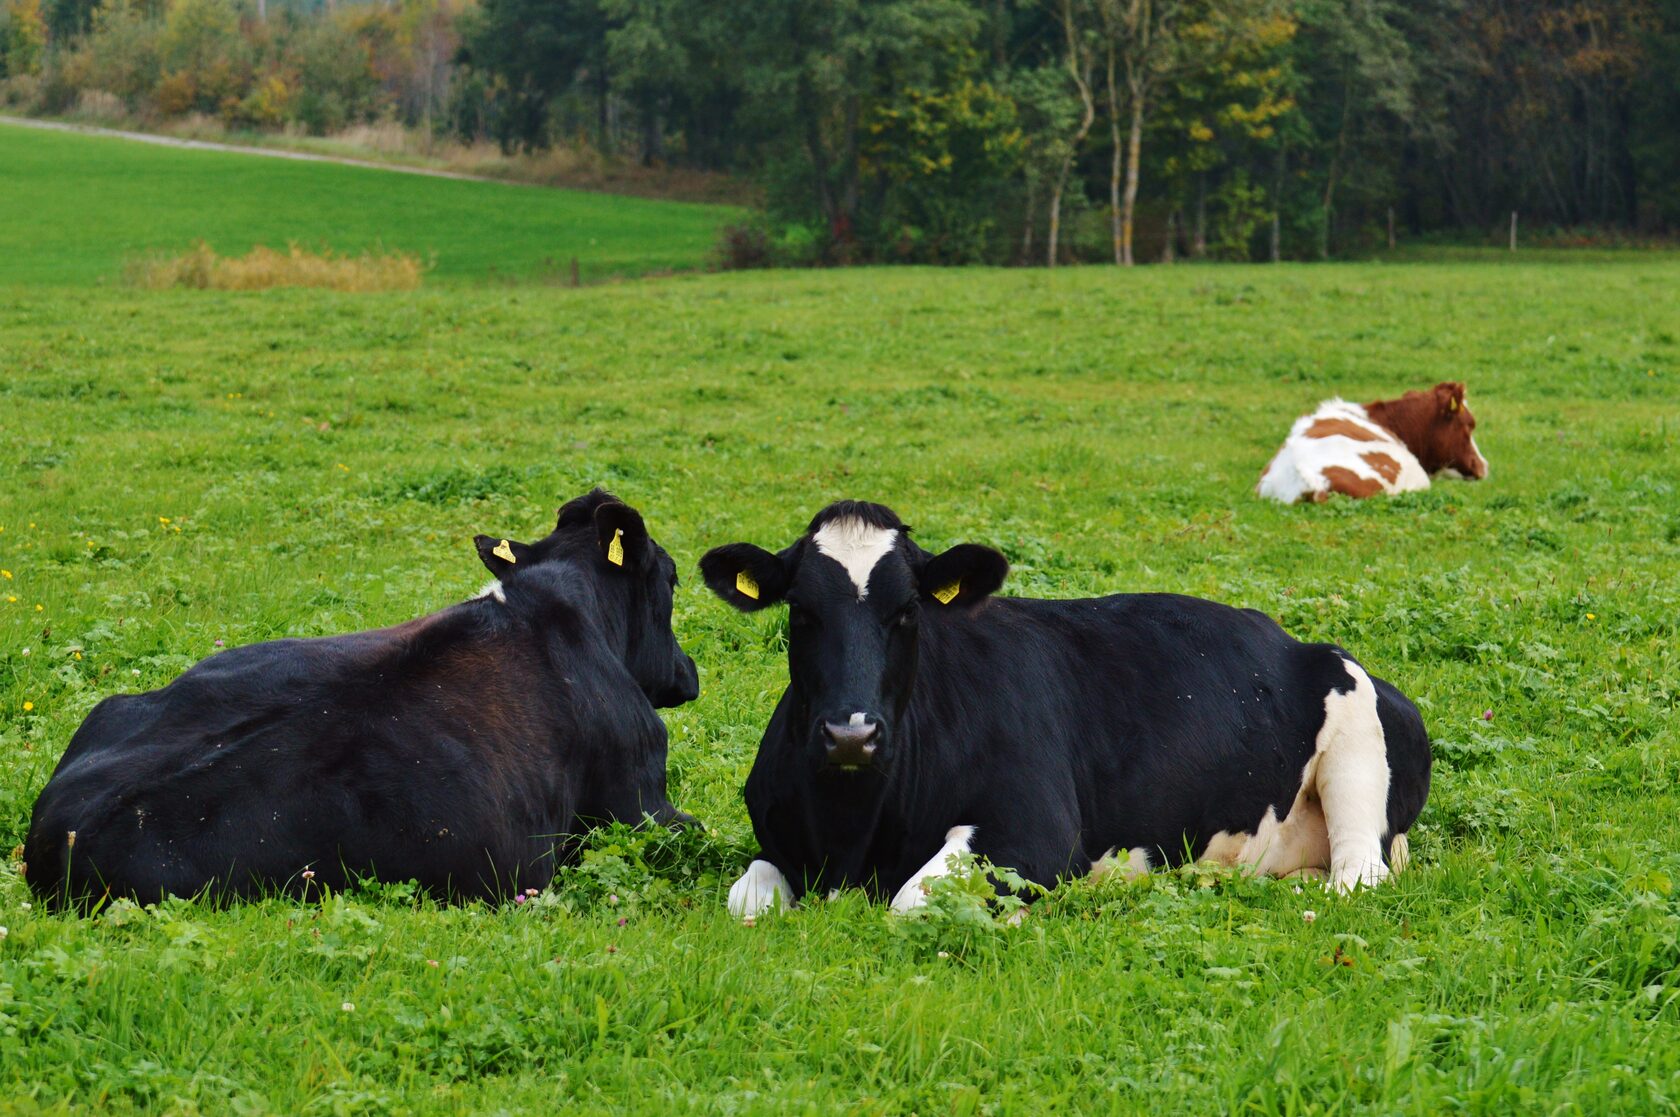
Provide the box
[0,114,524,186]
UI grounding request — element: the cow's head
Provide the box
[701,502,1007,774]
[1367,381,1489,480]
[475,489,699,709]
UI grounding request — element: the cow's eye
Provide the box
[893,604,918,628]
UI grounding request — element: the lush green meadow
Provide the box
[0,122,740,287]
[2,139,1678,1112]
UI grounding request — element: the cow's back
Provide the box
[1259,399,1430,503]
[24,621,580,906]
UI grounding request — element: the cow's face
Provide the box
[1375,382,1488,480]
[476,490,699,710]
[701,502,1007,774]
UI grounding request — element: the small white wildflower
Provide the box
[20,648,29,657]
[341,1002,355,1013]
[0,926,8,940]
[936,951,950,959]
[607,893,619,906]
[131,669,141,677]
[18,903,29,911]
[1302,910,1317,924]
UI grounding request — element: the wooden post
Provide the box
[1509,211,1517,252]
[1387,207,1395,250]
[570,256,580,287]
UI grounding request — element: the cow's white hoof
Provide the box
[728,859,792,919]
[1330,858,1390,894]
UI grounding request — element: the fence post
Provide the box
[1387,207,1396,250]
[570,257,580,288]
[1509,212,1517,252]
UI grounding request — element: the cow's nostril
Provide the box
[823,720,879,767]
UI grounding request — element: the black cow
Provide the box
[700,502,1431,917]
[24,490,699,909]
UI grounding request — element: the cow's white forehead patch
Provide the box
[812,518,898,601]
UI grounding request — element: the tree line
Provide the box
[5,0,1677,264]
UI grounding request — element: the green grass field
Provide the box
[0,122,741,286]
[2,129,1679,1113]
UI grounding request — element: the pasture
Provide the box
[0,122,740,286]
[2,136,1678,1113]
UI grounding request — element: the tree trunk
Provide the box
[1193,173,1207,258]
[1051,0,1096,269]
[1269,145,1285,263]
[1119,88,1144,267]
[1021,175,1038,265]
[1321,88,1351,261]
[1107,46,1123,265]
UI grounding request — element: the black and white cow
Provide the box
[24,490,699,909]
[701,502,1431,917]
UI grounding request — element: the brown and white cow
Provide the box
[1257,381,1488,504]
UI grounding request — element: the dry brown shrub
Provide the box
[127,241,425,291]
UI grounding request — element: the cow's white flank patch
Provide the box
[889,825,975,912]
[727,859,793,919]
[1194,657,1397,891]
[812,518,898,601]
[473,579,506,604]
[1315,657,1392,892]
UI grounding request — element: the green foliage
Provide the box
[862,60,1024,263]
[0,0,44,80]
[888,853,1045,959]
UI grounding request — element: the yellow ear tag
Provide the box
[607,528,625,567]
[735,570,760,600]
[932,579,961,605]
[493,539,516,563]
[1448,398,1460,413]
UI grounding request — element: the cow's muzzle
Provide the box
[822,719,880,769]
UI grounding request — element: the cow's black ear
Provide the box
[594,501,650,571]
[475,534,534,577]
[700,543,788,612]
[919,543,1007,607]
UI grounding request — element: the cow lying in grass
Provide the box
[702,502,1431,918]
[24,490,699,909]
[1258,381,1488,503]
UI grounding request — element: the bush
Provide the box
[713,221,772,270]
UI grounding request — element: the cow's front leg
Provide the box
[728,858,793,919]
[889,825,977,912]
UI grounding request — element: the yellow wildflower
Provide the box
[22,702,33,711]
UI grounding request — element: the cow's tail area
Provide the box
[1371,673,1431,872]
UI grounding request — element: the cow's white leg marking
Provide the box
[727,859,792,919]
[1091,846,1153,882]
[473,579,506,604]
[889,825,975,912]
[812,519,898,601]
[1313,658,1391,892]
